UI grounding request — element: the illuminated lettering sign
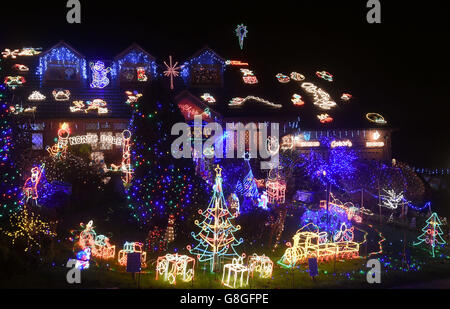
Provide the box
[366,141,384,148]
[331,140,352,148]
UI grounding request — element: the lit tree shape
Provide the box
[413,212,446,257]
[188,165,243,272]
[379,189,405,209]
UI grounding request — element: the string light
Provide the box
[221,256,249,288]
[90,61,111,89]
[229,96,282,108]
[379,189,405,210]
[52,89,71,101]
[28,91,46,101]
[156,253,195,285]
[164,214,176,243]
[163,55,182,90]
[302,82,337,110]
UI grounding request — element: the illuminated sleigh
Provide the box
[278,224,359,268]
[118,242,147,268]
[92,235,116,260]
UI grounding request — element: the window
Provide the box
[190,64,222,86]
[32,133,43,150]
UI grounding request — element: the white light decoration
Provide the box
[28,91,46,102]
[267,136,280,155]
[317,113,333,123]
[155,253,195,285]
[221,256,249,288]
[229,96,282,108]
[341,93,352,101]
[297,141,320,147]
[69,134,99,146]
[366,113,387,124]
[372,131,381,140]
[290,72,305,81]
[366,141,384,148]
[201,93,216,104]
[52,89,71,101]
[379,189,406,210]
[275,73,290,83]
[240,68,258,84]
[330,140,352,148]
[301,82,337,110]
[291,94,304,106]
[2,49,19,59]
[248,254,273,279]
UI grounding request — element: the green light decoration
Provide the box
[413,212,447,257]
[188,165,243,272]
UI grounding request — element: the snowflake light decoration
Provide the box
[163,55,182,90]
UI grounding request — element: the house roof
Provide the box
[114,43,156,62]
[39,41,86,59]
[186,45,226,64]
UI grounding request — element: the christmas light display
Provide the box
[257,191,269,210]
[281,135,294,151]
[3,206,56,252]
[164,214,176,243]
[92,235,116,260]
[46,123,70,159]
[317,113,333,123]
[379,189,404,209]
[188,165,243,272]
[341,93,352,101]
[118,242,147,268]
[4,76,26,89]
[290,72,305,81]
[21,163,45,205]
[120,129,132,184]
[221,256,249,288]
[333,222,355,242]
[229,96,282,108]
[302,82,337,110]
[90,61,111,89]
[331,140,352,148]
[266,168,286,204]
[111,46,156,80]
[228,193,240,217]
[125,90,143,107]
[291,94,304,106]
[235,153,259,200]
[18,47,42,56]
[277,224,359,268]
[70,99,108,114]
[146,226,168,253]
[74,247,91,270]
[413,213,447,257]
[366,141,385,147]
[240,68,258,84]
[316,70,333,81]
[225,60,249,66]
[28,91,46,101]
[248,254,273,279]
[9,105,36,115]
[201,93,216,104]
[136,67,148,82]
[366,113,387,124]
[156,253,195,285]
[275,73,290,83]
[12,64,29,72]
[52,89,71,101]
[2,49,19,58]
[235,24,248,50]
[37,45,87,79]
[68,134,99,146]
[163,55,182,90]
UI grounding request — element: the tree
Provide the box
[188,165,243,272]
[413,212,446,257]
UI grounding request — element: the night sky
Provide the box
[1,1,449,168]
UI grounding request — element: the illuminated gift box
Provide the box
[266,179,286,204]
[118,242,147,268]
[92,235,115,260]
[248,254,273,279]
[156,253,195,285]
[221,257,249,288]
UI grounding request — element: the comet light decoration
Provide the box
[248,254,273,279]
[163,55,182,90]
[28,91,46,102]
[379,189,405,210]
[240,68,258,84]
[366,112,387,124]
[90,61,111,89]
[222,256,249,288]
[188,165,243,273]
[341,93,352,101]
[302,82,337,110]
[277,223,359,268]
[4,76,26,90]
[45,122,70,159]
[316,70,333,81]
[317,113,333,123]
[201,93,216,104]
[235,24,248,50]
[3,206,56,252]
[290,72,305,81]
[118,241,147,268]
[52,89,71,101]
[413,212,447,257]
[12,64,29,72]
[291,94,304,106]
[275,73,290,83]
[156,253,196,285]
[229,96,282,108]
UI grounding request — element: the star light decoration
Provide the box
[163,55,183,90]
[235,24,248,50]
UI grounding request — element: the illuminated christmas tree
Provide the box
[413,212,446,257]
[188,165,243,272]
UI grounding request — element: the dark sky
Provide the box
[1,1,449,168]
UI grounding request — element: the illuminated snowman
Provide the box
[90,61,111,89]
